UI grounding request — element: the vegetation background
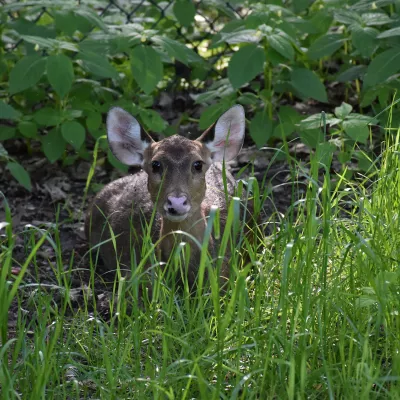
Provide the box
[0,0,399,398]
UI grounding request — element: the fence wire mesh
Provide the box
[1,0,250,91]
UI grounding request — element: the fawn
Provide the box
[85,105,247,292]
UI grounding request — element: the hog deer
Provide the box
[85,105,247,292]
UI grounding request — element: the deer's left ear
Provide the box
[197,105,245,162]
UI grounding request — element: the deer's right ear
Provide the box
[107,107,153,166]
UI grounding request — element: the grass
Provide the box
[1,129,400,399]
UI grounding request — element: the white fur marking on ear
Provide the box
[207,105,245,162]
[107,108,141,144]
[107,107,149,166]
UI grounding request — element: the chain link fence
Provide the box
[1,0,249,91]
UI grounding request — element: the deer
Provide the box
[85,105,248,297]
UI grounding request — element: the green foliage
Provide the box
[173,0,196,27]
[250,109,273,147]
[1,0,400,187]
[1,125,400,398]
[0,143,31,190]
[291,68,328,103]
[9,54,46,94]
[0,101,21,120]
[46,54,74,98]
[227,44,265,89]
[131,45,163,94]
[6,162,32,191]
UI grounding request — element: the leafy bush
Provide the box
[1,0,400,189]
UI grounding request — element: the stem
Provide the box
[263,40,272,119]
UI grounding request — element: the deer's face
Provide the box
[142,136,211,222]
[106,105,245,223]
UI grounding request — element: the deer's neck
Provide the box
[159,206,208,260]
[160,207,206,239]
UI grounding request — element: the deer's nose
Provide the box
[165,195,191,216]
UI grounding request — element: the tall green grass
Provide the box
[1,130,400,399]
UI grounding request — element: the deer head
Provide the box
[106,105,245,223]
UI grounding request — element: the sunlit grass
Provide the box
[1,129,400,399]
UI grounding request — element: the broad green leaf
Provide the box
[0,60,6,76]
[364,48,400,87]
[308,11,333,34]
[275,107,300,138]
[346,113,378,125]
[268,33,294,61]
[152,36,202,65]
[194,81,234,104]
[326,117,342,127]
[377,27,400,39]
[54,11,79,35]
[9,18,56,38]
[42,128,66,163]
[273,122,294,139]
[335,102,353,119]
[0,127,16,140]
[34,108,62,126]
[291,68,328,103]
[86,111,102,133]
[265,47,287,66]
[245,15,271,31]
[228,44,265,89]
[0,100,21,120]
[131,45,163,94]
[237,92,260,106]
[139,109,167,133]
[299,113,330,130]
[334,10,362,25]
[173,0,196,27]
[21,35,79,52]
[299,128,324,148]
[351,26,378,58]
[64,109,83,120]
[153,36,187,63]
[343,120,369,143]
[217,29,261,45]
[61,121,86,150]
[54,10,95,34]
[278,105,302,126]
[199,103,229,130]
[337,65,367,82]
[307,33,345,60]
[362,12,392,26]
[286,17,320,35]
[194,90,219,104]
[292,0,310,13]
[7,162,31,191]
[212,21,246,47]
[138,95,154,109]
[18,121,37,138]
[80,52,119,79]
[21,35,57,49]
[47,54,74,99]
[75,8,107,31]
[249,110,273,148]
[9,54,46,95]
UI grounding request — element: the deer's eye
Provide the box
[192,161,203,172]
[152,160,162,173]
